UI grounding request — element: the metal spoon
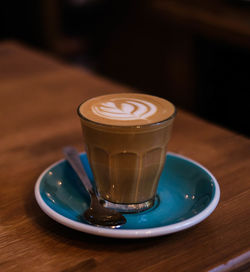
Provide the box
[63,146,126,228]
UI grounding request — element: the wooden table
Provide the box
[0,41,249,272]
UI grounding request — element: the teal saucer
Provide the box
[35,152,220,238]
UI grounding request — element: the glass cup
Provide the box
[77,96,176,213]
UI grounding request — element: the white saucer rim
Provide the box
[34,152,220,239]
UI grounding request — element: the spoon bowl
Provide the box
[84,192,127,227]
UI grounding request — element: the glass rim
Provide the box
[77,96,177,129]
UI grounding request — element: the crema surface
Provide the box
[79,93,175,126]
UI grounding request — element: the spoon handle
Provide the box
[63,146,94,194]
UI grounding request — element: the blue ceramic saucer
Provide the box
[34,152,220,238]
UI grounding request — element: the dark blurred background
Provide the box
[0,0,249,136]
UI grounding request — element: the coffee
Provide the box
[79,93,175,126]
[78,93,176,212]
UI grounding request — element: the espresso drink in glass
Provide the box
[78,93,176,212]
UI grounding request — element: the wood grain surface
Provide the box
[0,42,249,272]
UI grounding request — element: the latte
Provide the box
[78,93,176,212]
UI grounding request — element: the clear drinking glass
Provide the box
[78,96,176,213]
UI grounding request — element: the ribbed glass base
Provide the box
[99,197,155,213]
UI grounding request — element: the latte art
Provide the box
[79,93,175,126]
[92,98,157,121]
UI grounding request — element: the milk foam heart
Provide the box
[92,98,157,121]
[78,93,175,126]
